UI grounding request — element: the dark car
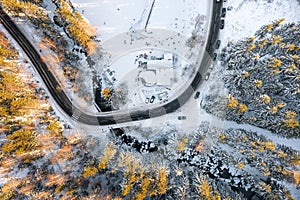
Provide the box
[212,53,218,61]
[149,95,155,103]
[221,8,226,18]
[220,19,225,29]
[215,40,221,49]
[194,91,200,99]
[178,116,187,120]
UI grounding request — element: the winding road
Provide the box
[0,1,223,126]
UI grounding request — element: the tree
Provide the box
[98,143,117,170]
[102,88,112,99]
[55,0,98,54]
[238,104,248,113]
[284,111,299,128]
[254,80,263,87]
[176,138,189,151]
[2,130,38,155]
[293,171,300,185]
[227,95,238,109]
[202,21,300,137]
[247,43,256,51]
[195,176,220,200]
[136,177,150,200]
[157,166,169,195]
[268,58,282,68]
[284,118,299,129]
[46,119,64,137]
[82,166,98,178]
[270,35,282,45]
[259,94,271,104]
[1,0,48,20]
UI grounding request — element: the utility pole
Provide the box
[144,0,156,30]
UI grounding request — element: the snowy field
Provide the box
[71,0,212,109]
[220,0,300,44]
[71,0,210,41]
[69,0,300,133]
[1,0,300,198]
[83,0,300,170]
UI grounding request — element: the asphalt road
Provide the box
[0,1,222,126]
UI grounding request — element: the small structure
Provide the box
[147,53,173,70]
[139,70,156,87]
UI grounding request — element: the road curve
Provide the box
[0,1,222,126]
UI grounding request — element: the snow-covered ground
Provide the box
[7,0,300,158]
[220,0,300,44]
[71,0,212,109]
[29,0,300,151]
[1,0,300,198]
[95,0,300,156]
[72,0,210,41]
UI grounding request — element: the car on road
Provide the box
[205,73,210,81]
[220,19,225,29]
[194,91,200,99]
[215,40,221,49]
[221,8,227,18]
[212,53,218,61]
[178,116,187,120]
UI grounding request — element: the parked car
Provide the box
[150,95,155,103]
[212,53,218,61]
[215,40,221,49]
[178,116,187,120]
[221,8,227,18]
[205,73,210,81]
[194,91,200,99]
[220,19,225,29]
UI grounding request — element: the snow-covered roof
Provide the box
[156,68,173,86]
[147,53,173,70]
[164,53,173,61]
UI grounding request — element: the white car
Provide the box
[205,73,210,81]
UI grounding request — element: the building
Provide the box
[156,68,174,86]
[147,53,173,70]
[138,52,174,87]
